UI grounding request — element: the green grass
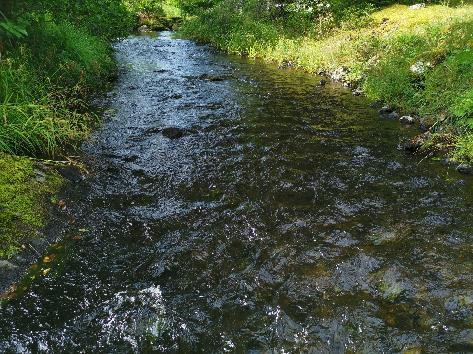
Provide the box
[0,17,115,156]
[0,154,62,258]
[181,3,473,161]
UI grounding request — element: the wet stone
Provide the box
[34,169,47,183]
[161,127,187,139]
[373,267,414,302]
[352,89,363,96]
[403,132,432,152]
[58,166,83,183]
[369,100,384,109]
[444,294,473,322]
[368,227,400,245]
[379,107,399,119]
[451,329,473,352]
[144,127,162,135]
[0,260,18,270]
[198,74,229,81]
[399,115,416,125]
[379,106,393,116]
[457,163,473,175]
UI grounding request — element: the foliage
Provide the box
[452,134,473,162]
[125,0,166,16]
[0,19,27,40]
[9,0,134,39]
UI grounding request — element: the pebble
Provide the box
[399,115,416,124]
[0,260,18,270]
[457,163,473,175]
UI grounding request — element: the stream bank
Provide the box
[180,4,473,164]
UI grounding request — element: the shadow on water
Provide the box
[0,31,472,352]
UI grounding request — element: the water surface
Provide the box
[0,31,472,353]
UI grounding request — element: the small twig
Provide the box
[417,151,435,166]
[25,242,41,257]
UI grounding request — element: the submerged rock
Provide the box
[58,166,83,183]
[0,260,18,270]
[456,163,473,175]
[451,329,473,352]
[161,127,187,139]
[199,74,227,82]
[369,100,384,109]
[442,158,459,168]
[379,107,399,119]
[379,106,395,118]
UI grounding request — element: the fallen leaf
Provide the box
[43,255,55,263]
[58,200,67,210]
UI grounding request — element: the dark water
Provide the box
[1,31,472,353]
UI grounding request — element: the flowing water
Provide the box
[0,32,472,353]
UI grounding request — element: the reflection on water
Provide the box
[0,31,472,352]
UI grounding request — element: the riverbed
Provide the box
[0,31,472,352]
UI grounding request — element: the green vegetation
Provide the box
[0,154,62,258]
[179,0,473,162]
[0,0,171,258]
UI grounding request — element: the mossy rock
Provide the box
[0,153,62,259]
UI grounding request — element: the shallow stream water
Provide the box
[0,32,472,353]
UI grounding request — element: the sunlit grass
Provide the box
[453,134,473,162]
[162,0,181,17]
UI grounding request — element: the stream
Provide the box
[0,31,472,353]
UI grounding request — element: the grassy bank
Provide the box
[0,0,171,258]
[180,2,473,162]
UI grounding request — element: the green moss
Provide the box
[0,154,62,259]
[452,134,473,162]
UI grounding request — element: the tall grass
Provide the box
[0,0,172,157]
[0,16,115,156]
